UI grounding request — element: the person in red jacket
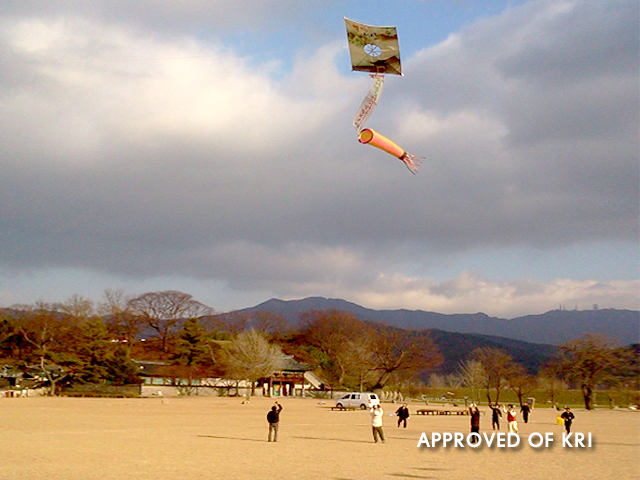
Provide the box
[507,405,518,433]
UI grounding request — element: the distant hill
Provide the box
[424,329,558,374]
[235,297,640,346]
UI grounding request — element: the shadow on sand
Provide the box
[199,435,376,444]
[292,435,373,444]
[197,435,266,442]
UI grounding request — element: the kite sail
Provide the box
[345,17,421,174]
[345,18,402,76]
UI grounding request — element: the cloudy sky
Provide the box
[1,0,638,318]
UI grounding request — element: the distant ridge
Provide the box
[234,297,640,346]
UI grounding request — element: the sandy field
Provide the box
[1,396,638,480]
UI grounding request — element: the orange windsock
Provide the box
[358,128,421,174]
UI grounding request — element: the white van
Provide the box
[335,392,380,410]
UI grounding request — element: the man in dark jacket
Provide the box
[395,403,410,428]
[469,405,481,443]
[489,403,502,430]
[267,402,283,442]
[560,407,575,434]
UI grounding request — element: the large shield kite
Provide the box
[345,18,402,76]
[345,18,421,174]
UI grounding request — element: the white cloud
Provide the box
[347,272,640,318]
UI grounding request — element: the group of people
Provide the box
[266,400,576,443]
[482,402,577,436]
[485,402,532,432]
[266,401,409,444]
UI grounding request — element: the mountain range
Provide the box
[232,297,639,374]
[235,297,639,346]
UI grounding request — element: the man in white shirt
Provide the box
[370,404,385,443]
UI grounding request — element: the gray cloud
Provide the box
[0,1,314,33]
[0,0,637,313]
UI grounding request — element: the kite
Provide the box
[345,17,421,174]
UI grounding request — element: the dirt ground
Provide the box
[1,396,638,480]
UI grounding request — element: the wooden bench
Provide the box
[331,405,357,411]
[416,409,470,416]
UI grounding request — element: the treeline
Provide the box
[1,290,637,409]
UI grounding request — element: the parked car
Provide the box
[335,392,380,409]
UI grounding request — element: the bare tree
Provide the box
[342,335,376,391]
[98,289,141,354]
[208,312,250,337]
[302,309,367,386]
[207,311,290,340]
[220,329,284,396]
[15,302,70,395]
[472,347,516,404]
[559,334,630,410]
[367,329,442,391]
[457,359,486,403]
[58,294,95,324]
[250,311,290,340]
[507,363,537,406]
[303,311,440,391]
[127,291,213,352]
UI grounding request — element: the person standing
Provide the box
[521,403,531,423]
[371,404,385,443]
[395,403,410,428]
[267,401,283,442]
[507,405,518,433]
[469,404,481,443]
[489,403,502,430]
[560,407,575,434]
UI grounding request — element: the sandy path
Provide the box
[1,396,638,480]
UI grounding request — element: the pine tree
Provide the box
[173,317,210,367]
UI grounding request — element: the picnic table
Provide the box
[416,409,470,416]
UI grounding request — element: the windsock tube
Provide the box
[358,128,422,174]
[358,128,422,175]
[358,128,405,158]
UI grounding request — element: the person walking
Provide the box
[469,404,481,443]
[267,401,283,442]
[521,403,531,423]
[560,406,575,434]
[370,404,386,443]
[395,403,410,428]
[489,403,502,430]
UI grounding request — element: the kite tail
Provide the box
[353,74,385,132]
[399,152,422,175]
